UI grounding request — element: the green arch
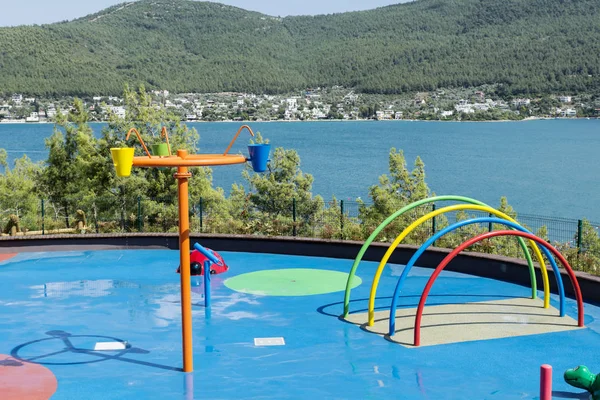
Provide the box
[342,195,537,317]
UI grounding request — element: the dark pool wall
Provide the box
[1,233,599,304]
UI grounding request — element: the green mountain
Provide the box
[0,0,599,96]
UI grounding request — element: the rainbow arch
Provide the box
[388,217,565,336]
[366,204,550,326]
[343,195,542,317]
[413,230,584,346]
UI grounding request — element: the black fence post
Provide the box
[340,200,345,239]
[64,203,69,229]
[137,196,142,232]
[431,203,436,236]
[93,204,99,234]
[488,213,493,232]
[577,219,583,254]
[292,198,297,237]
[41,199,45,235]
[431,203,436,246]
[120,205,125,231]
[199,197,203,233]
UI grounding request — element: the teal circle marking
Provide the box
[224,269,362,296]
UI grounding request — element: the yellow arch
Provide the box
[367,204,550,326]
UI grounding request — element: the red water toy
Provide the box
[177,248,228,276]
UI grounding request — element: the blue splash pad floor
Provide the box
[0,249,599,399]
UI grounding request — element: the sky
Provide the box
[0,0,409,27]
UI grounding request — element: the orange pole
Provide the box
[116,127,251,374]
[175,149,193,372]
[223,125,255,156]
[161,126,172,156]
[125,128,152,158]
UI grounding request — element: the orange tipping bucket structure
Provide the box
[110,124,268,373]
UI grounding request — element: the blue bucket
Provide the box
[248,144,271,172]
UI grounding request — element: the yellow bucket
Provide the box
[110,148,135,177]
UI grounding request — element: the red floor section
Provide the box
[0,253,17,262]
[0,354,57,399]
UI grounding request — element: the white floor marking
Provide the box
[254,337,285,346]
[94,342,127,351]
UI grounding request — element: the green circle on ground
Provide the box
[224,269,362,296]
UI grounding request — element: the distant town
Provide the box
[1,86,598,124]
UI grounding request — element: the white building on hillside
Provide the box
[12,94,23,105]
[286,98,297,110]
[109,106,126,118]
[512,99,531,107]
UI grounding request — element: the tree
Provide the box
[98,84,225,231]
[39,98,100,227]
[558,219,600,274]
[231,132,324,236]
[0,149,7,170]
[36,85,227,232]
[0,155,42,231]
[359,148,431,241]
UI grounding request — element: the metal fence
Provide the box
[5,196,600,274]
[2,197,598,249]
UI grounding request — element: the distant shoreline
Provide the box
[0,117,597,126]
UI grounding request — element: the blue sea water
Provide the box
[0,120,599,220]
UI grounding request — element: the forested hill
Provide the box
[0,0,599,96]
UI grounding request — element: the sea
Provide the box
[1,119,599,221]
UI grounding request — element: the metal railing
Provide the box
[2,197,600,273]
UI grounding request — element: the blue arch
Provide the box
[388,217,565,336]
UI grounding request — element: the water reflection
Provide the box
[29,280,140,298]
[184,372,194,400]
[29,277,282,327]
[153,288,278,326]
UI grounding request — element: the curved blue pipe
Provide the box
[388,217,565,336]
[193,242,223,266]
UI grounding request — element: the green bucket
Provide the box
[151,143,170,157]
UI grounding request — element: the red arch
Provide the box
[414,230,584,346]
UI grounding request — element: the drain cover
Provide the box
[254,337,285,346]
